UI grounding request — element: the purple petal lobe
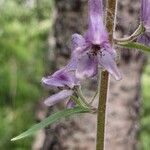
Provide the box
[102,42,117,57]
[67,34,90,71]
[141,0,150,26]
[138,33,150,46]
[42,76,65,88]
[71,33,86,51]
[71,33,90,56]
[98,49,122,80]
[66,100,76,109]
[44,90,73,106]
[66,56,78,71]
[86,0,108,44]
[42,68,76,88]
[76,54,98,79]
[139,0,150,46]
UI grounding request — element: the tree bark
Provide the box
[105,1,146,150]
[41,0,146,149]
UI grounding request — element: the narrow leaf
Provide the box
[117,41,150,53]
[11,106,89,141]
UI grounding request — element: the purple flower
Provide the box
[141,0,150,28]
[138,33,150,46]
[139,0,150,46]
[41,0,122,106]
[66,100,76,109]
[68,0,121,80]
[42,68,78,106]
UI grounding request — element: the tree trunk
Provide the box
[40,0,146,149]
[105,1,147,150]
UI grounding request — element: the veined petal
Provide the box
[71,33,90,56]
[66,56,78,71]
[141,0,150,26]
[101,42,117,57]
[139,0,150,46]
[76,54,98,79]
[44,90,73,106]
[42,76,65,88]
[98,49,122,80]
[71,33,86,51]
[67,34,90,71]
[42,68,76,88]
[86,0,108,44]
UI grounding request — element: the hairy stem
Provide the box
[75,86,90,107]
[96,71,109,150]
[89,90,98,105]
[96,0,117,150]
[114,23,145,43]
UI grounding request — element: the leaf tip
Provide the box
[11,135,22,141]
[11,137,16,141]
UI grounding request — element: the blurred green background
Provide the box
[140,61,150,150]
[0,0,53,149]
[0,0,150,149]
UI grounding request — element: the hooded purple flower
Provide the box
[68,0,121,80]
[139,0,150,46]
[42,68,78,106]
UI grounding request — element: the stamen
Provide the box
[90,44,101,56]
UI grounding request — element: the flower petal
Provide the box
[66,100,76,109]
[86,0,108,44]
[141,0,150,26]
[67,34,90,71]
[66,55,78,71]
[71,33,90,56]
[138,33,150,46]
[42,68,76,88]
[42,76,65,88]
[44,90,73,106]
[76,54,98,79]
[102,42,117,57]
[139,0,150,46]
[98,49,122,80]
[71,33,86,51]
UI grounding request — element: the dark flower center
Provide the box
[91,44,101,55]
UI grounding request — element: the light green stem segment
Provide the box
[96,0,117,150]
[96,71,109,150]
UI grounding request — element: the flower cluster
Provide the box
[42,0,121,107]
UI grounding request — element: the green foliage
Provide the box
[11,106,90,141]
[140,60,150,150]
[117,41,150,53]
[0,0,53,149]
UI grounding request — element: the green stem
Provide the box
[96,71,109,150]
[75,86,90,107]
[114,23,145,43]
[117,41,150,53]
[71,95,87,108]
[89,90,98,105]
[75,87,98,113]
[96,0,117,150]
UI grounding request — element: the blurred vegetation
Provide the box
[140,59,150,150]
[0,0,53,149]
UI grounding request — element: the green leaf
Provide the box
[117,41,150,53]
[11,106,89,141]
